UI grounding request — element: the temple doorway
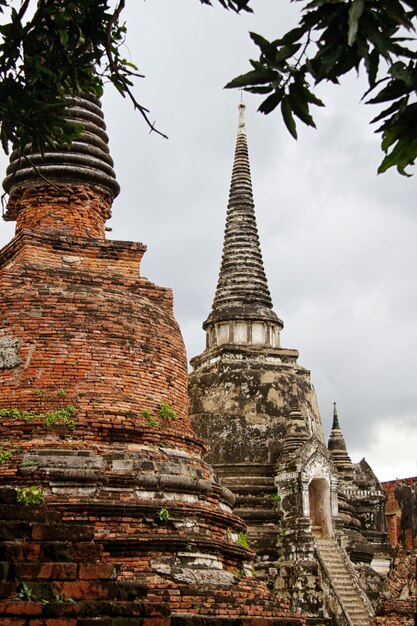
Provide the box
[309,478,333,538]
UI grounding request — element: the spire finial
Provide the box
[238,96,246,135]
[332,402,340,429]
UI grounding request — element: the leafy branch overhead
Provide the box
[226,0,417,175]
[0,1,415,175]
[0,0,167,156]
[0,0,253,158]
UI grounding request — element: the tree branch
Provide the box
[105,0,168,139]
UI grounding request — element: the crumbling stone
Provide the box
[0,336,21,369]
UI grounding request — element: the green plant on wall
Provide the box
[0,388,77,432]
[53,591,75,604]
[155,507,170,523]
[16,485,44,506]
[236,532,249,548]
[0,447,14,465]
[159,403,176,421]
[18,582,37,601]
[140,409,160,429]
[20,458,38,467]
[271,493,281,509]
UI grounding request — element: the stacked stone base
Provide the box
[0,440,305,625]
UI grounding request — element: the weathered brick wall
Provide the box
[370,549,416,626]
[382,477,417,550]
[7,185,112,238]
[370,479,417,626]
[0,228,192,449]
[0,179,305,625]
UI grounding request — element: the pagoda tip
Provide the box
[332,402,340,429]
[238,95,246,134]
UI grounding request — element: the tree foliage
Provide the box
[0,0,253,158]
[0,0,162,156]
[0,1,415,175]
[226,0,417,176]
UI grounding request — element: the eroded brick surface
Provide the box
[0,172,303,625]
[370,479,417,626]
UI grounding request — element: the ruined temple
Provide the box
[0,95,304,625]
[372,477,417,625]
[189,102,391,625]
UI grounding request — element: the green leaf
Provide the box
[58,28,68,46]
[246,86,273,94]
[362,20,392,60]
[294,83,325,108]
[383,0,414,29]
[381,129,396,151]
[365,48,380,88]
[378,136,417,176]
[389,61,413,86]
[348,0,365,46]
[289,84,316,128]
[282,26,306,46]
[225,68,277,89]
[281,96,297,139]
[249,32,275,58]
[275,43,302,63]
[368,81,409,104]
[258,88,283,114]
[370,97,407,125]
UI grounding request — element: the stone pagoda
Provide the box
[189,102,388,625]
[0,94,303,625]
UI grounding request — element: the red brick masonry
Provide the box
[370,478,417,626]
[0,182,304,625]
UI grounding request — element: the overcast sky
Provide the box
[0,1,416,482]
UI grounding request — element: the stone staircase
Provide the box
[315,537,372,626]
[215,463,281,580]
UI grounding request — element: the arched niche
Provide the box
[308,477,333,538]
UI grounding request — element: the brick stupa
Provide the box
[0,95,303,625]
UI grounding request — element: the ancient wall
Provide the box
[0,225,191,450]
[383,478,417,550]
[369,478,417,626]
[189,354,323,467]
[0,87,310,624]
[0,218,308,623]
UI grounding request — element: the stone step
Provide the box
[315,538,371,626]
[236,496,279,507]
[234,508,280,522]
[225,487,276,498]
[222,479,276,490]
[215,463,275,478]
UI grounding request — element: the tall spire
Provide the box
[204,101,282,347]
